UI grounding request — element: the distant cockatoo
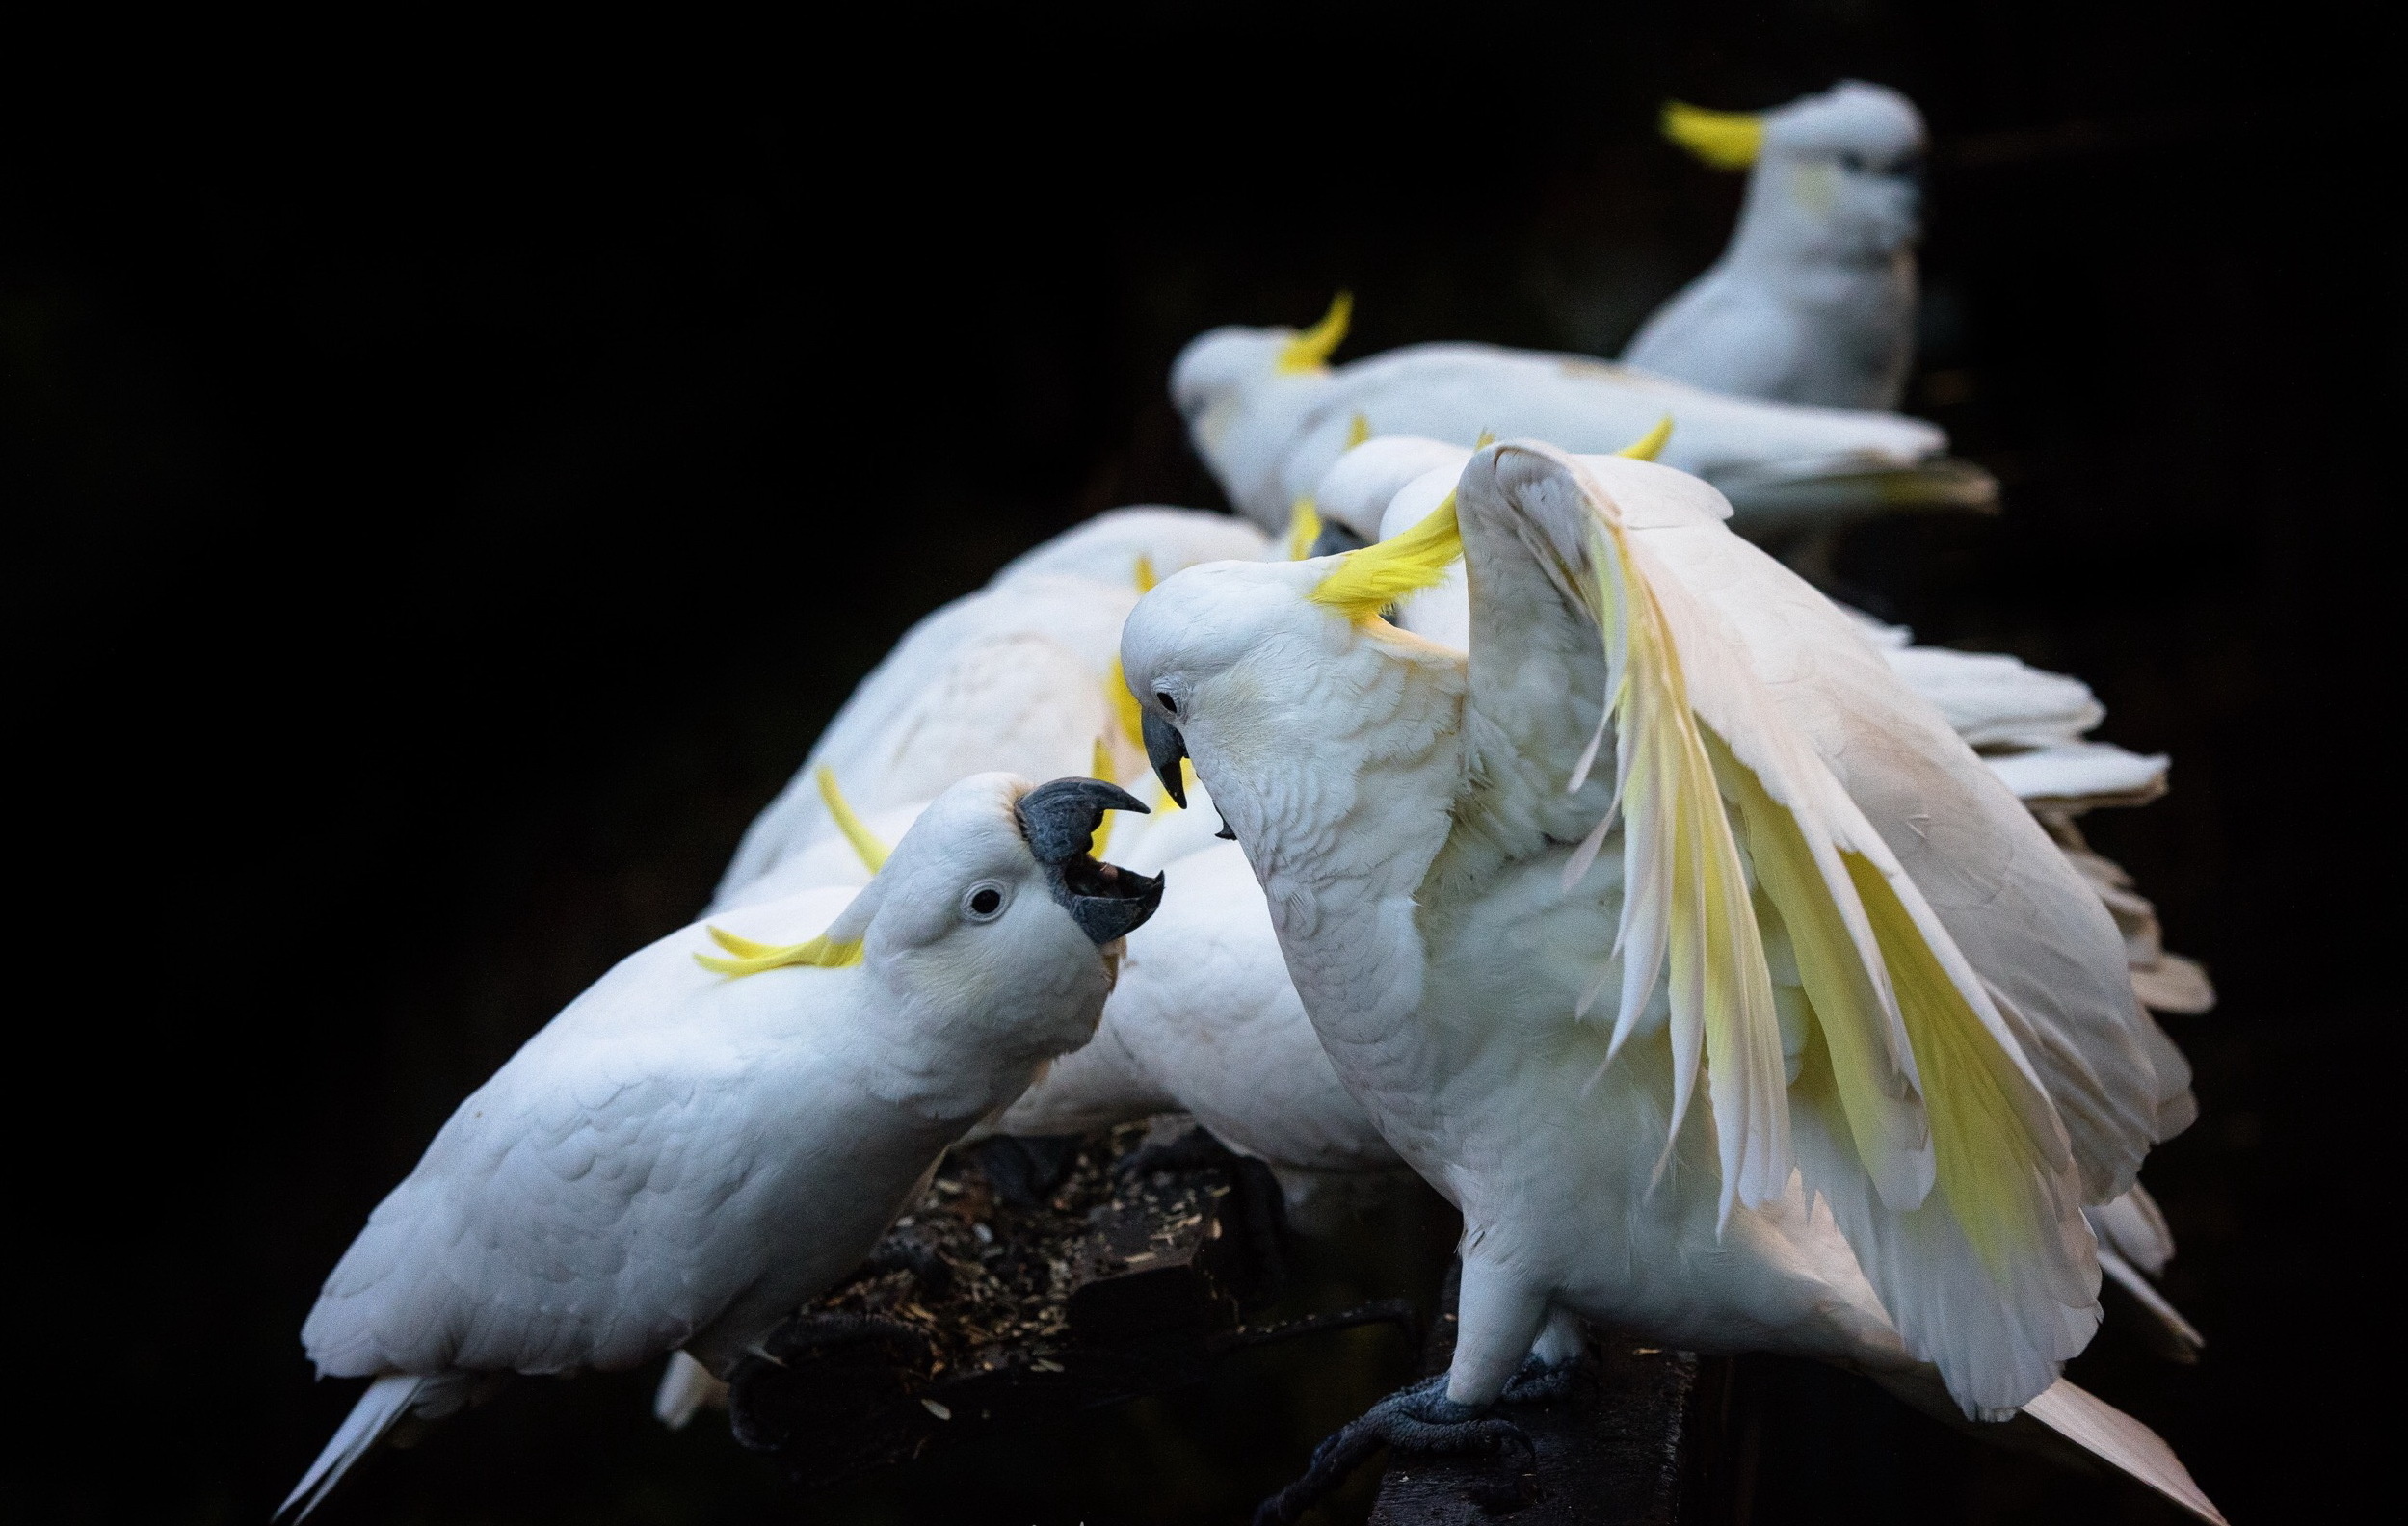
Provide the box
[713,507,1266,906]
[1624,84,1927,412]
[282,774,1162,1518]
[1171,294,1992,538]
[1122,444,2222,1521]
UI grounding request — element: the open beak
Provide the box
[1014,777,1165,945]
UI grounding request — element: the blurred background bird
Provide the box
[1625,82,1927,411]
[1172,295,1993,539]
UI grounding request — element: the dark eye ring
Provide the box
[1156,692,1178,715]
[966,884,1004,919]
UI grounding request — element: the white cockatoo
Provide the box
[1314,434,2212,1356]
[705,500,1394,1218]
[719,773,1404,1215]
[1170,293,1992,538]
[1121,443,2221,1521]
[1624,84,1927,412]
[713,507,1266,906]
[281,774,1163,1518]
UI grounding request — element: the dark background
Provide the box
[7,3,2393,1521]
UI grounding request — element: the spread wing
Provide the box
[1452,440,2097,1414]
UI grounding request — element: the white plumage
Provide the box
[1171,302,1991,536]
[713,507,1266,908]
[285,773,1155,1517]
[701,505,1398,1227]
[1625,83,1927,412]
[1120,444,2221,1519]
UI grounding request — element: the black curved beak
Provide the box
[1143,709,1189,809]
[1014,777,1166,946]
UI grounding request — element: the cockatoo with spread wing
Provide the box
[1121,443,2221,1522]
[1315,436,2206,1008]
[1172,294,1992,537]
[282,775,1162,1518]
[713,507,1265,906]
[1625,84,1926,412]
[1311,436,2212,1367]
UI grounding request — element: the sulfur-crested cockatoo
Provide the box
[281,774,1162,1518]
[718,769,1404,1219]
[1171,294,1992,538]
[1122,443,2222,1522]
[713,507,1265,907]
[1624,84,1926,412]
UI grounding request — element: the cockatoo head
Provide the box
[1670,82,1925,260]
[834,772,1164,1055]
[1169,295,1354,526]
[1122,515,1463,855]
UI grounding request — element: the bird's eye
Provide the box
[964,883,1006,920]
[1155,692,1178,715]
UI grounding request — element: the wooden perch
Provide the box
[727,1119,1415,1495]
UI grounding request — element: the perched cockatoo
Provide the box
[281,774,1163,1518]
[1170,294,1992,538]
[1122,444,2222,1521]
[704,498,1394,1221]
[713,507,1265,906]
[1624,84,1927,412]
[1317,437,2212,1362]
[718,772,1404,1219]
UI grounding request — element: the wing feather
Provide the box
[1460,442,2098,1411]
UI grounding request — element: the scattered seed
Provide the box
[921,1399,952,1420]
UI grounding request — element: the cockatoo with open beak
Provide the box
[713,507,1265,905]
[1121,443,2222,1522]
[1171,294,1992,539]
[281,774,1161,1518]
[1625,83,1927,412]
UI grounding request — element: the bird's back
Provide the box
[301,913,909,1380]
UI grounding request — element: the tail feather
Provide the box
[652,1351,729,1430]
[2023,1378,2225,1524]
[2097,1247,2207,1358]
[278,1373,424,1521]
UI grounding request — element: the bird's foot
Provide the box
[853,1237,956,1300]
[1253,1374,1535,1526]
[1499,1350,1582,1406]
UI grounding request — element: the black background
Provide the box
[6,3,2394,1521]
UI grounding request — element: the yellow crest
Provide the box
[1663,101,1765,170]
[1284,497,1324,561]
[1308,493,1463,622]
[1275,291,1353,374]
[816,766,889,872]
[694,923,864,976]
[1617,415,1674,461]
